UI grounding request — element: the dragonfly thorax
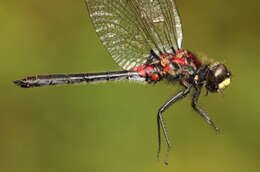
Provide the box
[133,49,202,83]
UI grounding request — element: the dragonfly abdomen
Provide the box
[14,71,143,88]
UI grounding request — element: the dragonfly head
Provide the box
[205,63,231,93]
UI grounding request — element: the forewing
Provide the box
[85,0,183,70]
[161,0,183,49]
[86,0,152,70]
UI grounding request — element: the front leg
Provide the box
[192,87,220,132]
[157,87,191,163]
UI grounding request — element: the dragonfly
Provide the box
[14,0,231,164]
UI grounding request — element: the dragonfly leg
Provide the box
[157,87,191,163]
[192,87,220,133]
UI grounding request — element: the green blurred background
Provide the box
[1,0,260,171]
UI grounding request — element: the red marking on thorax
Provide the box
[159,54,174,73]
[173,50,201,67]
[132,50,201,81]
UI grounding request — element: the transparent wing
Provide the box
[127,0,183,51]
[85,0,183,70]
[85,0,151,70]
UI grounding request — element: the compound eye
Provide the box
[206,63,231,92]
[207,63,231,92]
[213,65,228,82]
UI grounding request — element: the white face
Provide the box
[218,78,231,91]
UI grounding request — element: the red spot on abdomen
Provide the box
[133,65,160,81]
